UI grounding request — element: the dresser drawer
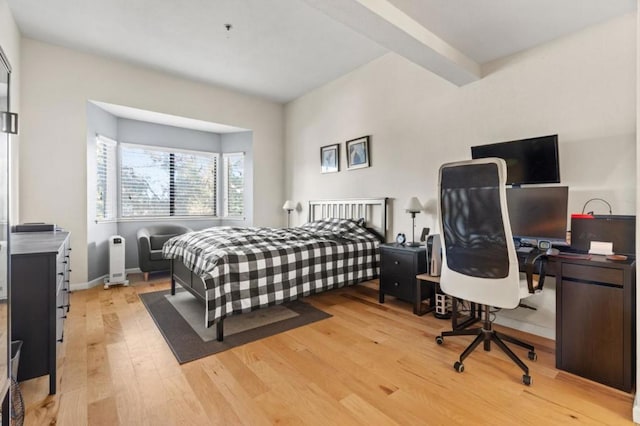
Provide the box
[56,279,65,343]
[56,248,66,276]
[562,263,623,287]
[381,250,414,277]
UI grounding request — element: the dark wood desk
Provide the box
[553,254,635,392]
[427,251,635,392]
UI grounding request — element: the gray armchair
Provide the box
[137,224,192,281]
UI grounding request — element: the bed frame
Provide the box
[170,197,388,341]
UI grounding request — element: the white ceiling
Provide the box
[7,0,637,103]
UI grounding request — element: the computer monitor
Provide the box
[506,186,569,246]
[471,135,560,186]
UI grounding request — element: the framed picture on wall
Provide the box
[346,136,370,170]
[320,143,340,173]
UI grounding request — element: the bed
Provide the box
[163,198,388,341]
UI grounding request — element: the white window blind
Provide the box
[120,144,217,217]
[96,135,117,221]
[174,151,218,216]
[223,152,244,217]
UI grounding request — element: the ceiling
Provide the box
[8,0,637,103]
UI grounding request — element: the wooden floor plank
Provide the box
[17,273,635,425]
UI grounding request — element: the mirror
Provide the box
[0,45,11,405]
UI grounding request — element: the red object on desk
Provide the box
[570,213,594,219]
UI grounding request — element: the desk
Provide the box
[429,252,636,392]
[553,254,635,392]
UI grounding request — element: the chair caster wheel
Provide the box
[453,361,464,373]
[435,336,444,345]
[527,351,537,361]
[522,375,532,386]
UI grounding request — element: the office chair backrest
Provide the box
[437,158,521,309]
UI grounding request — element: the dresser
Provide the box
[11,231,71,395]
[379,243,432,314]
[555,255,635,392]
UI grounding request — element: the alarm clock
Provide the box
[395,233,406,245]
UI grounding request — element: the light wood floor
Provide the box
[20,273,634,425]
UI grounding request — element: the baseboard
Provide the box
[69,279,95,292]
[633,393,640,423]
[70,267,142,291]
[493,316,555,340]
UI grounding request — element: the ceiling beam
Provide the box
[301,0,481,86]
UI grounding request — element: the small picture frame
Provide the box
[320,143,340,173]
[346,136,370,170]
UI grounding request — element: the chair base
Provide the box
[436,305,537,385]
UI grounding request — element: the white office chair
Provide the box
[435,158,548,385]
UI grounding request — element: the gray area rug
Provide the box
[140,289,332,364]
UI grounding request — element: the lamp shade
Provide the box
[282,200,295,211]
[405,197,422,213]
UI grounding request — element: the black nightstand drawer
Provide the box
[381,251,414,277]
[380,274,413,301]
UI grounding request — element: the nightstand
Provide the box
[379,243,434,315]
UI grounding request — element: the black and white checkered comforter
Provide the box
[162,218,380,326]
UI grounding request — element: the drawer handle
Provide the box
[394,261,399,265]
[62,261,67,264]
[394,282,399,287]
[58,272,64,276]
[67,248,72,251]
[57,337,63,343]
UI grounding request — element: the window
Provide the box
[120,143,218,217]
[96,135,117,221]
[223,152,244,217]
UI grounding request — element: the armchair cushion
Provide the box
[150,234,177,250]
[149,249,165,261]
[137,224,193,275]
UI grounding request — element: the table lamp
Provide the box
[282,200,295,227]
[406,197,422,246]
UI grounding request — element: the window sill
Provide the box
[95,219,118,224]
[114,216,220,223]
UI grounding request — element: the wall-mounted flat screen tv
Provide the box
[471,134,560,185]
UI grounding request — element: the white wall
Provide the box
[20,38,284,285]
[220,131,254,227]
[86,102,118,282]
[0,0,20,222]
[284,13,637,338]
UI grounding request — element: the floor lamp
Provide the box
[282,200,295,227]
[406,197,422,247]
